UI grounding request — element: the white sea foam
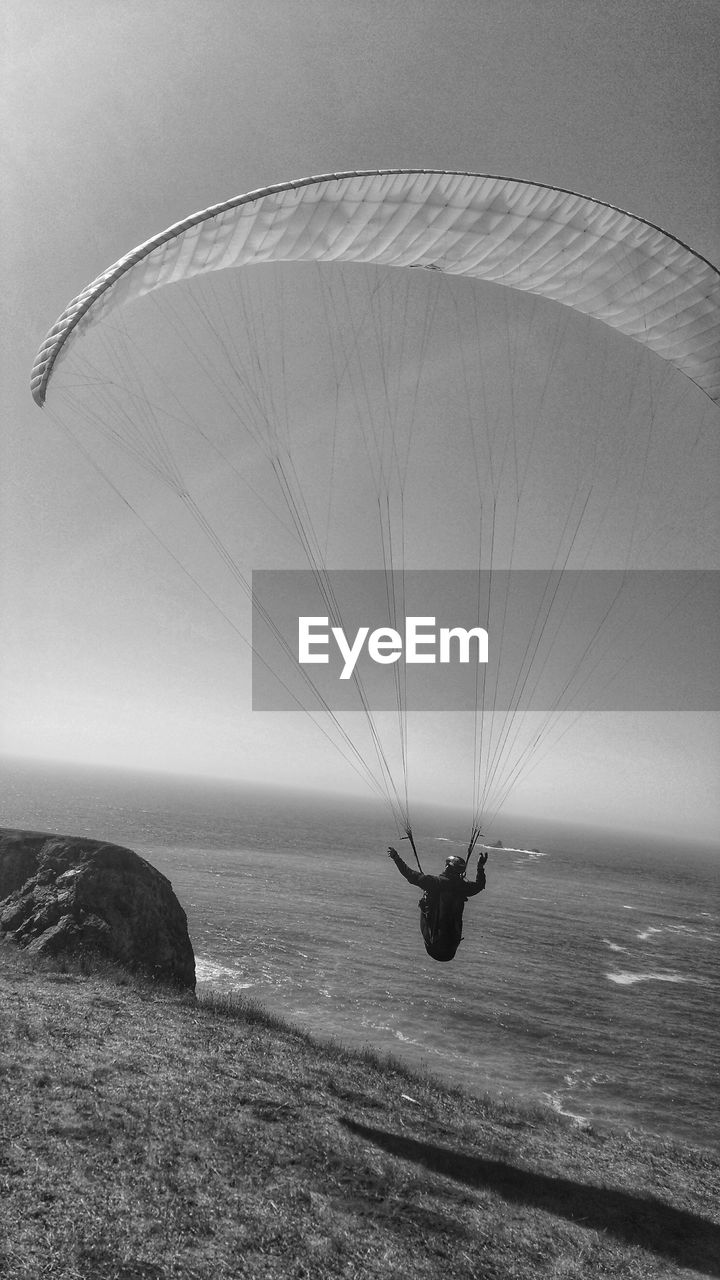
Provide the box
[394,1030,417,1044]
[195,956,253,986]
[602,939,627,953]
[606,970,705,987]
[430,837,546,857]
[544,1091,591,1128]
[493,846,546,856]
[636,922,717,944]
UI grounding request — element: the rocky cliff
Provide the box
[0,828,195,989]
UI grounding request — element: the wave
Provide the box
[543,1090,591,1128]
[636,925,664,941]
[606,970,707,987]
[430,837,546,860]
[636,922,718,944]
[602,939,627,953]
[195,956,254,987]
[491,846,546,857]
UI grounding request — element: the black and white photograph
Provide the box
[2,3,719,1276]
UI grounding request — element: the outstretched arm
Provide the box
[465,849,487,897]
[387,846,427,888]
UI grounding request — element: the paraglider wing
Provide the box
[28,170,720,836]
[31,170,720,409]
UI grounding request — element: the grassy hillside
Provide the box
[1,938,718,1280]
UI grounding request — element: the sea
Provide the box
[2,756,718,1152]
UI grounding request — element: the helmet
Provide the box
[444,855,465,874]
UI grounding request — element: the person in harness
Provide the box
[387,844,488,962]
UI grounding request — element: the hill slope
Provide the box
[1,939,718,1280]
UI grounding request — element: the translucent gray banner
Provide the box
[251,570,719,712]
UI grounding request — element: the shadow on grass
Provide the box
[340,1118,720,1276]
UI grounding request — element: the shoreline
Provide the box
[192,954,714,1156]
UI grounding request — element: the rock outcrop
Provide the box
[0,829,195,989]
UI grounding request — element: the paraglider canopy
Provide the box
[31,170,720,408]
[29,171,720,838]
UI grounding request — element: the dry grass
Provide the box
[1,937,718,1279]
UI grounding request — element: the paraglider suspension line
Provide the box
[465,825,484,870]
[402,829,424,874]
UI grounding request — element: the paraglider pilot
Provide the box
[387,844,487,962]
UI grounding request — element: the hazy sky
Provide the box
[2,0,719,840]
